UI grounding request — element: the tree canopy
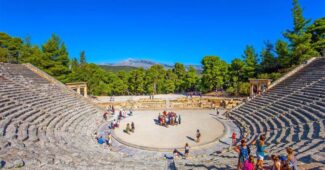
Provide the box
[0,0,323,96]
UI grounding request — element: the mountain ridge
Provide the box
[103,58,202,71]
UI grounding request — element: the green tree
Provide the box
[201,56,228,92]
[164,80,176,93]
[41,34,70,81]
[307,17,325,55]
[242,45,258,79]
[128,68,145,94]
[145,65,166,94]
[260,41,278,73]
[0,32,23,63]
[184,66,199,92]
[239,82,250,95]
[275,40,291,68]
[79,50,86,64]
[172,63,187,92]
[229,58,245,96]
[163,69,178,93]
[284,0,319,64]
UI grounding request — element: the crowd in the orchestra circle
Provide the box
[233,133,298,170]
[157,110,181,127]
[96,105,137,146]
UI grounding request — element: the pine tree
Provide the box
[275,40,291,69]
[80,50,86,64]
[242,45,258,79]
[307,17,325,55]
[284,0,319,64]
[260,41,278,73]
[41,34,70,80]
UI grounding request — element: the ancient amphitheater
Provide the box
[0,57,324,169]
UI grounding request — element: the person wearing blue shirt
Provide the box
[97,136,105,145]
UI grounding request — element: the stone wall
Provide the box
[96,97,243,110]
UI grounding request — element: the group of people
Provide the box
[109,119,120,129]
[234,134,297,170]
[124,122,135,134]
[95,132,113,147]
[172,143,191,159]
[157,111,181,127]
[103,105,117,121]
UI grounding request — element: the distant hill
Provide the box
[102,58,203,72]
[99,65,138,72]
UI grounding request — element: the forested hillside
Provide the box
[0,0,323,96]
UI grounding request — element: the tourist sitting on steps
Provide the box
[97,136,105,145]
[106,133,112,146]
[173,149,179,158]
[110,119,116,129]
[116,119,120,128]
[103,112,108,121]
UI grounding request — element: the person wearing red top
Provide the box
[232,132,237,146]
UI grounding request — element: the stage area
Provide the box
[113,110,225,150]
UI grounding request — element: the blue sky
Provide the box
[0,0,324,65]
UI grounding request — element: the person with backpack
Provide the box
[234,139,251,170]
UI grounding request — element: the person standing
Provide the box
[196,129,201,143]
[234,140,251,170]
[253,134,267,170]
[232,132,237,146]
[131,122,135,132]
[242,155,255,170]
[286,147,298,170]
[184,143,190,159]
[271,155,281,170]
